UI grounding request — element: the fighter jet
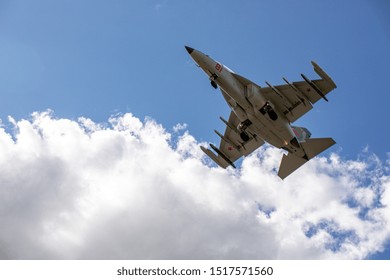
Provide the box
[185,46,337,179]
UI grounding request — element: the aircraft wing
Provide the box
[201,111,264,168]
[232,61,337,123]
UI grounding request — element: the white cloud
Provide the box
[0,111,389,259]
[172,123,187,133]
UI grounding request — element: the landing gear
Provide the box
[209,73,218,89]
[259,102,278,121]
[237,119,252,131]
[240,131,250,142]
[237,119,252,142]
[268,110,278,121]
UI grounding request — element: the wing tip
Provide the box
[311,60,337,89]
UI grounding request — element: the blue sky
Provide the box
[0,0,389,259]
[1,0,389,158]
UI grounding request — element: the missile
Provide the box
[265,80,295,110]
[209,144,236,168]
[283,77,307,101]
[200,146,229,168]
[214,130,239,149]
[265,81,284,100]
[219,116,240,134]
[282,77,298,92]
[301,73,328,102]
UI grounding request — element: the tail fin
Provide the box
[291,126,312,142]
[278,137,336,179]
[301,137,336,160]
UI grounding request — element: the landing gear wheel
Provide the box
[211,80,218,89]
[240,131,250,142]
[268,110,278,121]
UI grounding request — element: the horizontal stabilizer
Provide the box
[278,154,307,180]
[200,146,230,168]
[301,137,336,159]
[278,137,336,179]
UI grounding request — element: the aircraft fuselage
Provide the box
[187,47,306,158]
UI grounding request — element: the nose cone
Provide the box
[185,46,194,54]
